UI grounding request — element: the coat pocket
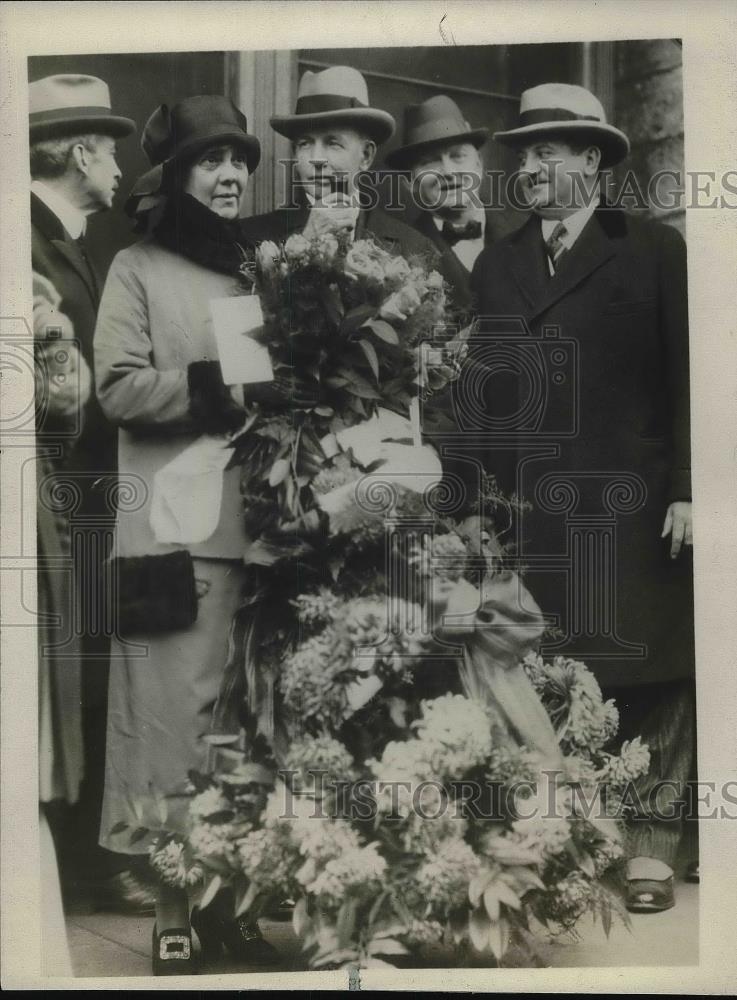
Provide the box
[604,297,657,315]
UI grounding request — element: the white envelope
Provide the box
[210,295,274,386]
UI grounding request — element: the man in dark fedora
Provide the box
[29,74,151,913]
[469,82,695,912]
[385,94,500,313]
[242,65,437,262]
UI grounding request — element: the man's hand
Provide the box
[39,342,91,419]
[302,191,359,240]
[661,501,693,558]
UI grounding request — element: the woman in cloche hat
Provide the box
[93,94,278,974]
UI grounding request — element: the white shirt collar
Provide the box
[31,180,87,240]
[540,195,600,249]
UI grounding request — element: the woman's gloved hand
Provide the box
[187,360,246,435]
[242,367,320,410]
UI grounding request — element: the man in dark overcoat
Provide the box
[29,74,151,911]
[384,94,504,314]
[469,83,695,911]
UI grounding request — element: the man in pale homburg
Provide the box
[29,73,151,912]
[242,65,438,263]
[470,83,695,912]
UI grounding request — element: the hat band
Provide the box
[518,107,602,127]
[30,105,114,124]
[294,93,368,116]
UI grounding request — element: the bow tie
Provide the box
[441,219,483,246]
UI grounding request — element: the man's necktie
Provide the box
[441,219,483,246]
[544,221,568,273]
[71,232,98,296]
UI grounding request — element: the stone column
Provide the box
[226,50,298,217]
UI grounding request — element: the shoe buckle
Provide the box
[159,934,191,961]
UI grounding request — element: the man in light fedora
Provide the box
[385,94,501,311]
[29,74,150,914]
[243,65,437,262]
[470,82,695,913]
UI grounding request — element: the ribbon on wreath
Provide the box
[205,586,287,771]
[433,520,564,766]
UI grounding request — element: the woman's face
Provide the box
[183,143,249,219]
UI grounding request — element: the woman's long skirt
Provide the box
[99,558,245,855]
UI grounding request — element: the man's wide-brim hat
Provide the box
[493,82,630,167]
[270,66,395,144]
[384,95,488,169]
[29,74,136,141]
[126,94,261,215]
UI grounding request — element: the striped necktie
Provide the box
[544,221,568,273]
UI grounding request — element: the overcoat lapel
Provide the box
[530,210,616,320]
[31,194,99,304]
[49,238,99,302]
[504,210,619,320]
[506,216,549,311]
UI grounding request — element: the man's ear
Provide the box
[361,138,377,170]
[583,145,602,175]
[69,142,91,176]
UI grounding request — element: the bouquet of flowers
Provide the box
[229,231,461,567]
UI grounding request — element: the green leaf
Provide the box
[371,922,407,941]
[129,826,149,845]
[602,901,613,938]
[340,303,376,337]
[348,379,382,400]
[109,821,129,836]
[268,457,290,487]
[364,319,399,345]
[577,851,596,878]
[235,881,259,917]
[483,886,500,922]
[358,339,380,381]
[487,917,508,961]
[312,947,358,968]
[367,890,390,930]
[368,938,408,957]
[337,898,359,948]
[496,882,522,910]
[132,799,144,823]
[363,958,397,969]
[200,874,222,910]
[242,538,288,566]
[469,872,491,908]
[391,893,414,926]
[469,907,491,952]
[293,896,310,938]
[203,809,235,825]
[322,285,345,327]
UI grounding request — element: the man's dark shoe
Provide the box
[685,860,700,883]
